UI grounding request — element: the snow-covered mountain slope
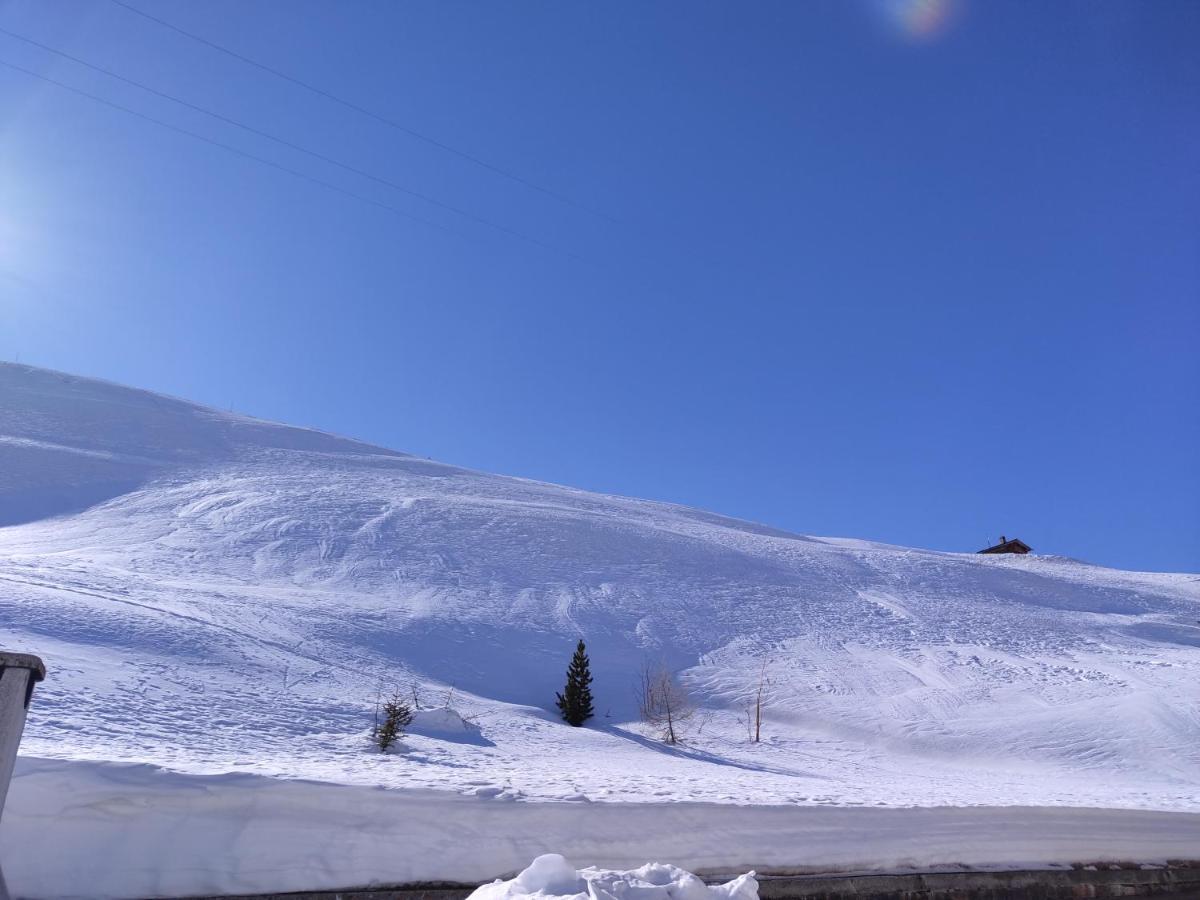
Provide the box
[1,361,1198,816]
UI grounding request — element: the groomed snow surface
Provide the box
[1,363,1198,898]
[8,758,1200,900]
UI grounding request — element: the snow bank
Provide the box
[5,758,1200,900]
[470,855,757,900]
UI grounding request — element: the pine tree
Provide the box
[555,639,595,727]
[375,689,414,752]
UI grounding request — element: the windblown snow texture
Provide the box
[1,361,1198,806]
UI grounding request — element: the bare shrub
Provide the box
[637,661,694,744]
[737,660,771,743]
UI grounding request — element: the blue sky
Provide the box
[1,0,1197,572]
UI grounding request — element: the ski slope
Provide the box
[1,362,1198,897]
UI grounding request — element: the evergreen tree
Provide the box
[374,689,414,752]
[555,639,595,726]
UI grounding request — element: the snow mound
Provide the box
[471,854,757,900]
[411,707,476,734]
[409,707,489,744]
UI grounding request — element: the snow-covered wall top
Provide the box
[0,361,1197,810]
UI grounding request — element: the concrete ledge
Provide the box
[756,864,1200,899]
[161,863,1200,900]
[163,888,474,900]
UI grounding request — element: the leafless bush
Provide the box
[637,661,694,744]
[736,660,771,742]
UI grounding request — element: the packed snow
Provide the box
[1,362,1198,897]
[6,757,1199,900]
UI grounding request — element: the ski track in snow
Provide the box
[1,362,1199,896]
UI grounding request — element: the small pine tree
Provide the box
[556,639,595,727]
[376,690,415,752]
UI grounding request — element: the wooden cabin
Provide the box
[978,535,1032,555]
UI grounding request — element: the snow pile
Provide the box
[407,706,489,745]
[471,855,758,900]
[411,707,478,735]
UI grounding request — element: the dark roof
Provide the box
[978,537,1032,555]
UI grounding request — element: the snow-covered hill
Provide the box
[1,362,1198,896]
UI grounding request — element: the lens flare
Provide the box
[875,0,958,41]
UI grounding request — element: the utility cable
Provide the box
[106,0,612,221]
[0,57,493,247]
[0,27,585,262]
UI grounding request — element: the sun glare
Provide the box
[873,0,959,42]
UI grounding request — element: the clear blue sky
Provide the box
[1,0,1197,572]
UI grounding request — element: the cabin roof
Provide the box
[978,536,1032,554]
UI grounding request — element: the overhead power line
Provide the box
[0,27,582,261]
[0,57,493,246]
[106,0,610,221]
